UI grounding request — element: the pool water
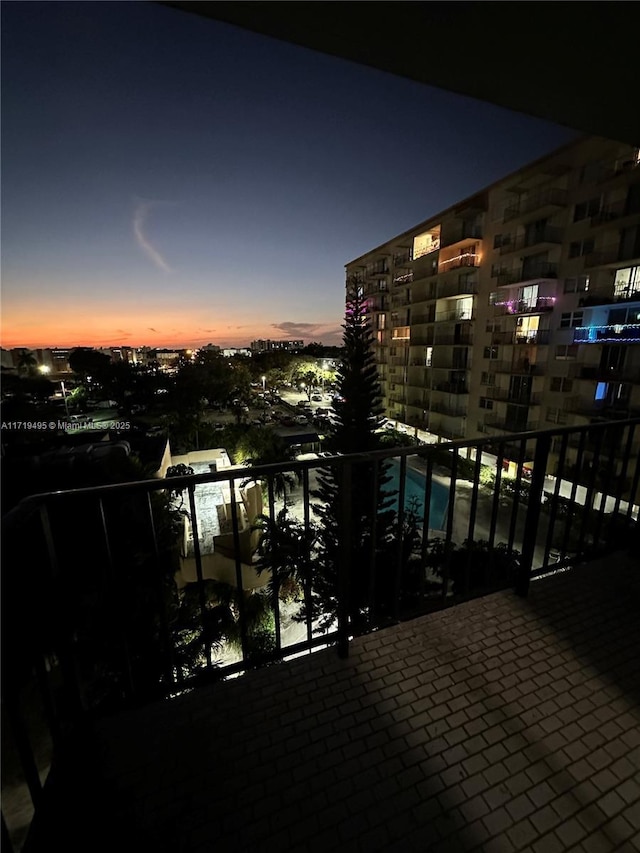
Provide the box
[387,459,449,531]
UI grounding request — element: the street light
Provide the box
[261,375,266,393]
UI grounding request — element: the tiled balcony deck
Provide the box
[27,554,640,853]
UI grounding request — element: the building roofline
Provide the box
[345,133,594,268]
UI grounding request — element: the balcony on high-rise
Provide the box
[497,226,563,256]
[494,261,558,287]
[574,323,640,344]
[502,187,568,223]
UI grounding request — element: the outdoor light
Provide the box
[261,375,266,392]
[39,364,51,374]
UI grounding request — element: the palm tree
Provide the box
[16,349,37,377]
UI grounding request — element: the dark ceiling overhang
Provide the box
[159,1,640,146]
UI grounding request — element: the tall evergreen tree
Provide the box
[310,277,396,633]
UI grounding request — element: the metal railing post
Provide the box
[517,432,551,596]
[337,461,352,659]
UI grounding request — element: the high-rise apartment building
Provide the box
[250,339,304,353]
[346,136,640,489]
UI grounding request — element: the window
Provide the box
[376,314,386,330]
[485,322,501,333]
[493,233,511,249]
[483,346,498,359]
[555,344,579,360]
[425,346,433,367]
[546,407,568,425]
[480,372,496,386]
[479,397,494,410]
[413,228,441,259]
[573,197,601,222]
[560,311,584,328]
[568,239,595,259]
[564,276,590,293]
[613,266,640,300]
[378,279,388,291]
[550,377,573,392]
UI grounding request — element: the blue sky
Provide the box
[1,2,578,349]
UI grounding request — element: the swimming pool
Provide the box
[387,459,449,531]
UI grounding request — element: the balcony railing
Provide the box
[495,262,558,287]
[484,416,540,432]
[484,387,542,406]
[492,330,551,346]
[597,155,640,183]
[392,272,413,285]
[434,310,475,323]
[584,243,640,269]
[433,381,469,394]
[437,253,480,273]
[437,280,478,298]
[492,360,545,375]
[440,224,482,248]
[493,296,556,316]
[503,187,568,223]
[427,401,468,417]
[573,324,640,344]
[588,199,640,227]
[579,290,640,308]
[433,335,473,346]
[498,227,563,255]
[3,418,640,849]
[577,365,640,384]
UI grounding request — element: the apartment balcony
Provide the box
[565,396,640,420]
[440,223,482,249]
[484,415,540,432]
[437,252,480,273]
[578,290,640,308]
[492,360,545,376]
[597,154,640,183]
[433,380,469,394]
[494,262,558,287]
[392,271,413,285]
[391,295,411,307]
[589,198,640,228]
[584,243,640,269]
[434,309,475,323]
[437,280,478,298]
[410,334,435,347]
[573,324,640,344]
[498,227,563,256]
[433,335,473,346]
[3,422,640,853]
[484,387,542,406]
[393,251,412,267]
[365,265,389,278]
[492,330,551,346]
[502,187,568,223]
[577,365,640,384]
[492,296,556,316]
[411,313,435,326]
[427,400,467,417]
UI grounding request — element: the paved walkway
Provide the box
[26,553,640,853]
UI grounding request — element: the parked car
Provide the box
[294,415,308,425]
[311,394,322,402]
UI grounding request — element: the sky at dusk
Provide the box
[2,2,579,351]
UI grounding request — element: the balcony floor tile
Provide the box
[23,552,640,853]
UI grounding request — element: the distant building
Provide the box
[50,349,73,373]
[222,348,252,358]
[250,339,304,353]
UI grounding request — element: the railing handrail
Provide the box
[7,417,639,511]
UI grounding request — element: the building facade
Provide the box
[346,136,640,491]
[250,339,304,353]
